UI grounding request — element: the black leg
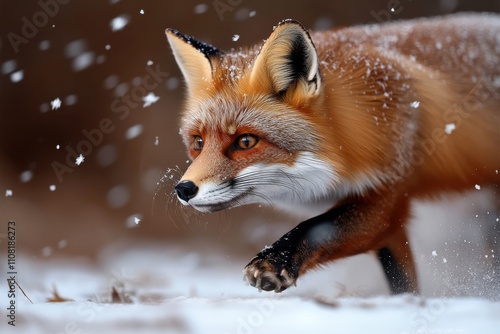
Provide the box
[377,247,414,294]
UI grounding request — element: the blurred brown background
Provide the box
[0,0,499,260]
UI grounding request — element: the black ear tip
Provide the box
[164,28,223,58]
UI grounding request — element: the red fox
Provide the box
[166,13,500,294]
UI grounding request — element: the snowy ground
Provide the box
[2,193,500,334]
[3,242,499,334]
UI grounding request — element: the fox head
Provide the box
[165,20,338,213]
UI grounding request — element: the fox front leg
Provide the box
[244,194,418,294]
[244,211,338,292]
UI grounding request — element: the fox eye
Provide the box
[193,136,204,151]
[235,134,259,150]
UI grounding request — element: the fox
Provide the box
[165,13,500,294]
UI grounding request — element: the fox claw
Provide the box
[243,256,296,292]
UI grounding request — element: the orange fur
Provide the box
[167,13,500,293]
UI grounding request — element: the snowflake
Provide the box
[232,35,240,42]
[51,97,62,110]
[110,15,129,32]
[142,92,160,108]
[444,123,456,135]
[475,184,481,190]
[75,154,85,166]
[5,189,13,197]
[410,101,420,109]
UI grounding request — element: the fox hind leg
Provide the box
[376,199,418,294]
[376,230,418,294]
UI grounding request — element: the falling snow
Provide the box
[110,15,130,31]
[125,124,143,140]
[5,189,13,197]
[10,70,24,83]
[410,101,420,108]
[72,52,95,71]
[475,184,481,190]
[75,154,85,166]
[49,185,57,191]
[194,3,208,14]
[232,34,240,42]
[51,98,62,110]
[2,59,17,74]
[142,92,160,107]
[444,123,456,134]
[20,170,33,183]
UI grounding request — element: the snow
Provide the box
[114,82,129,97]
[410,101,420,108]
[125,215,142,228]
[39,40,50,51]
[49,185,56,191]
[142,92,160,107]
[75,154,85,166]
[72,52,95,71]
[97,144,118,167]
[104,75,119,89]
[51,97,62,110]
[139,9,145,15]
[7,244,500,334]
[147,60,154,66]
[64,94,78,106]
[110,15,130,32]
[475,184,481,190]
[20,170,33,183]
[106,185,130,208]
[5,189,13,197]
[232,34,240,42]
[194,4,208,14]
[444,123,456,134]
[2,59,17,74]
[10,70,23,83]
[125,124,143,140]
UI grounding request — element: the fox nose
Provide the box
[175,180,199,202]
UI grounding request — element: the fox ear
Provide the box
[165,29,222,95]
[250,20,321,103]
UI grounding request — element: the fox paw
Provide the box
[243,255,297,293]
